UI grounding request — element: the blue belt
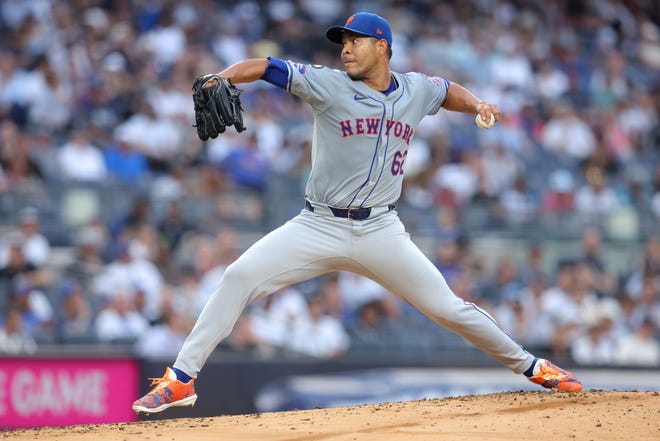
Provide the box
[305,200,394,220]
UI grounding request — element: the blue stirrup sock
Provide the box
[523,357,539,377]
[172,367,193,383]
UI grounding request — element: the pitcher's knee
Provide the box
[221,262,269,302]
[220,263,252,293]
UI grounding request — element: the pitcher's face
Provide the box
[341,33,382,80]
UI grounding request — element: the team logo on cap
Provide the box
[345,14,355,25]
[376,28,382,35]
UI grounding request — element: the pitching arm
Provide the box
[213,59,270,85]
[442,82,500,124]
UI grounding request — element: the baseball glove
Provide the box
[192,74,245,141]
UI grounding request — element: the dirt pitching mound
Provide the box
[4,390,658,441]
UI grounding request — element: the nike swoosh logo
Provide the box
[353,94,368,101]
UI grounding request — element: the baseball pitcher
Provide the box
[133,12,582,415]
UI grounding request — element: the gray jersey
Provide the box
[283,62,449,208]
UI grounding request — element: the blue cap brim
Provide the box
[326,26,371,44]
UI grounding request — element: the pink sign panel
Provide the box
[0,358,140,429]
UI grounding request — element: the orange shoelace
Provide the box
[148,374,172,387]
[539,365,565,380]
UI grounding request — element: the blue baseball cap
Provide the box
[326,12,392,47]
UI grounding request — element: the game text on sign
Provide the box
[0,369,108,416]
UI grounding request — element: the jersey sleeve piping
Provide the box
[286,61,293,92]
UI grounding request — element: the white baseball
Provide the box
[475,113,495,129]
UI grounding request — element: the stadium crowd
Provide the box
[0,0,658,367]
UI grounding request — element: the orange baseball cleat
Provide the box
[132,367,197,414]
[528,359,583,393]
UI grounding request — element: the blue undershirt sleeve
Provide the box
[260,57,290,90]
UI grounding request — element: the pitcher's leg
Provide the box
[175,212,348,377]
[350,218,534,373]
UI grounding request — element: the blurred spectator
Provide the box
[432,207,463,243]
[612,293,639,338]
[129,222,165,269]
[486,112,533,155]
[190,227,239,315]
[534,60,570,101]
[134,309,189,360]
[488,37,534,94]
[94,290,149,344]
[652,165,660,219]
[18,206,49,267]
[570,314,617,366]
[337,272,390,321]
[600,110,634,164]
[157,199,193,253]
[149,164,187,204]
[104,136,149,183]
[495,275,553,350]
[0,49,45,129]
[431,150,479,207]
[346,299,408,356]
[110,197,153,240]
[590,50,628,110]
[541,103,596,160]
[0,163,7,192]
[113,99,184,173]
[479,257,523,309]
[580,140,621,179]
[317,273,349,322]
[432,238,465,289]
[497,174,537,226]
[169,263,202,327]
[57,126,107,182]
[541,168,576,214]
[0,232,37,283]
[479,144,520,199]
[0,308,37,354]
[617,93,657,148]
[27,56,72,132]
[579,227,606,273]
[288,293,351,358]
[229,286,309,356]
[450,271,480,303]
[146,68,193,123]
[518,241,547,285]
[612,319,660,367]
[575,167,621,224]
[632,276,660,329]
[624,236,660,301]
[0,120,44,190]
[7,276,54,339]
[622,163,652,216]
[539,260,597,356]
[92,239,164,322]
[638,20,660,71]
[54,278,94,344]
[219,133,270,192]
[136,6,186,73]
[64,224,107,295]
[251,107,286,162]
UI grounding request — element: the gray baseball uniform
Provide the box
[173,60,534,377]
